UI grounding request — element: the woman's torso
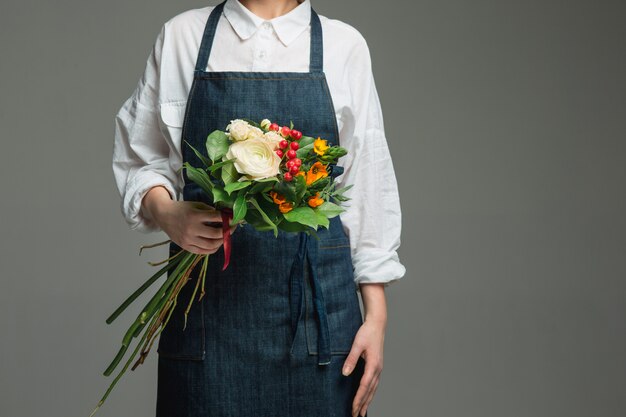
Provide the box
[154,4,370,193]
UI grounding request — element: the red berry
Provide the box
[293,158,302,166]
[290,141,299,151]
[279,140,288,149]
[290,129,302,140]
[275,149,284,158]
[286,149,297,159]
[269,123,280,131]
[284,172,293,181]
[286,159,295,168]
[289,165,300,174]
[280,126,291,137]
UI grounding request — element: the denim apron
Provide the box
[156,2,366,416]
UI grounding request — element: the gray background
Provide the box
[1,1,624,416]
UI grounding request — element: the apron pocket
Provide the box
[156,244,206,361]
[304,239,362,356]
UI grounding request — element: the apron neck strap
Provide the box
[195,0,324,73]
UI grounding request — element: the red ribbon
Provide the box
[221,208,233,271]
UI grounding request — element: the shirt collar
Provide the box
[223,0,311,46]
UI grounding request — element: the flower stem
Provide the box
[89,309,160,417]
[105,248,184,325]
[103,252,195,377]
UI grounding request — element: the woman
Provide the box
[112,1,406,416]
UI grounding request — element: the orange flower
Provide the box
[295,170,305,178]
[306,161,328,185]
[313,137,329,156]
[308,192,324,208]
[269,190,286,204]
[279,202,294,213]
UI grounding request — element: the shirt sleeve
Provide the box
[335,33,407,289]
[112,24,180,233]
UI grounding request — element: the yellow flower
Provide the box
[308,192,324,208]
[279,202,294,213]
[313,137,329,156]
[306,161,328,186]
[269,190,286,205]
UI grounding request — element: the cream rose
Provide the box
[262,131,284,150]
[225,137,281,180]
[226,119,263,142]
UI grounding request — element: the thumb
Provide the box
[342,342,363,376]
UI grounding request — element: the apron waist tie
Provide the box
[289,232,331,366]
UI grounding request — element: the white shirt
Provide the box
[112,0,406,287]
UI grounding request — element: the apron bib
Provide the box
[156,2,366,415]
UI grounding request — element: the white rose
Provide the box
[225,137,281,180]
[260,118,272,130]
[262,131,284,150]
[226,119,263,141]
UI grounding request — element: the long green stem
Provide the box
[103,252,195,376]
[198,254,209,301]
[133,253,204,368]
[89,309,160,417]
[184,254,208,329]
[138,238,171,255]
[147,248,184,266]
[105,248,184,325]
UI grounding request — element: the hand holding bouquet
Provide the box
[89,118,352,416]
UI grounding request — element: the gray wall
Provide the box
[1,1,624,416]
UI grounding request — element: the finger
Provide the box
[352,363,376,416]
[191,235,224,251]
[342,342,364,377]
[358,374,380,416]
[196,224,224,240]
[192,206,223,223]
[184,243,219,255]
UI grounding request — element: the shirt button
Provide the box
[262,22,272,30]
[258,50,267,59]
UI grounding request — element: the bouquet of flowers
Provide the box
[89,118,352,416]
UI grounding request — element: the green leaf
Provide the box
[296,143,314,159]
[256,176,279,183]
[273,180,297,202]
[211,187,230,205]
[248,197,278,236]
[249,181,275,194]
[277,219,307,233]
[283,207,319,230]
[207,158,236,173]
[332,184,353,196]
[183,162,213,194]
[315,201,344,219]
[244,209,275,231]
[298,135,315,148]
[260,190,275,203]
[184,140,212,168]
[206,130,230,162]
[221,160,239,185]
[224,181,251,195]
[232,192,247,223]
[294,174,307,204]
[308,177,330,191]
[314,210,330,229]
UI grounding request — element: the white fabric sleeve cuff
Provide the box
[352,248,407,292]
[122,171,177,234]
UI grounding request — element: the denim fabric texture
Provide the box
[156,2,366,416]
